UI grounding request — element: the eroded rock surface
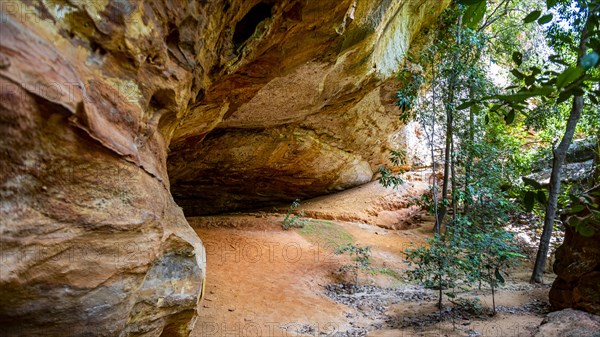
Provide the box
[550,185,600,316]
[1,0,447,335]
[0,1,206,335]
[534,309,600,337]
[167,0,448,215]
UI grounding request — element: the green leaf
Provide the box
[524,191,536,212]
[558,35,573,45]
[495,86,554,103]
[581,52,599,70]
[523,177,542,190]
[505,252,527,258]
[524,10,542,24]
[490,104,501,112]
[504,109,515,124]
[556,66,584,89]
[567,216,581,226]
[512,52,523,66]
[557,90,573,104]
[538,14,553,25]
[525,75,536,86]
[546,0,558,9]
[495,268,505,284]
[568,204,586,214]
[457,101,476,110]
[463,1,487,29]
[576,223,596,237]
[530,86,555,96]
[446,292,457,299]
[536,190,547,205]
[511,69,525,79]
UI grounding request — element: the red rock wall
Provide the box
[550,185,600,316]
[0,2,205,335]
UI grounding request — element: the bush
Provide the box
[404,217,525,314]
[335,243,372,283]
[281,199,309,230]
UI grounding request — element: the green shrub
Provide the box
[335,243,372,283]
[404,217,525,314]
[281,199,309,230]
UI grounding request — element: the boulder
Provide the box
[534,309,600,337]
[550,186,600,316]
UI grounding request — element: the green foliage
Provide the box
[377,150,406,189]
[565,187,600,236]
[463,1,487,29]
[336,243,372,268]
[396,69,425,122]
[377,167,405,189]
[408,187,438,215]
[405,232,463,291]
[450,0,599,239]
[335,243,373,283]
[281,199,309,230]
[522,177,548,212]
[469,1,600,119]
[404,218,524,313]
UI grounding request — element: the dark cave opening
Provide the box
[232,2,273,49]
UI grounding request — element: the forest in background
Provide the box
[379,0,599,309]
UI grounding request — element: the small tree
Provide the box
[405,233,463,310]
[461,227,525,314]
[405,218,524,315]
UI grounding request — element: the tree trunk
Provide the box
[437,14,462,229]
[531,96,584,283]
[491,278,496,315]
[431,60,441,235]
[465,82,475,211]
[451,138,458,218]
[438,102,453,228]
[594,138,599,184]
[530,16,589,283]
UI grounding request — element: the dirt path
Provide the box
[189,181,552,337]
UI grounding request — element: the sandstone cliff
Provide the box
[167,0,449,215]
[0,0,447,335]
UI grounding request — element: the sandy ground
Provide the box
[188,181,553,337]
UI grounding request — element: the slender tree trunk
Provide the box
[530,97,584,283]
[594,138,599,184]
[438,103,453,227]
[451,138,458,218]
[465,82,476,211]
[437,15,463,229]
[431,59,441,235]
[491,278,496,315]
[438,278,443,310]
[530,16,589,283]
